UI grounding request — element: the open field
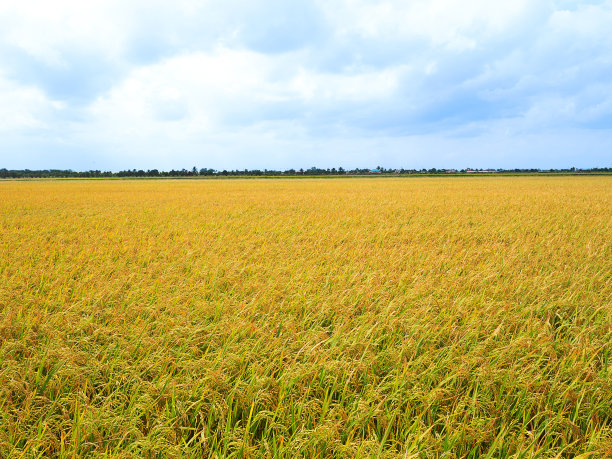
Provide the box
[0,177,610,457]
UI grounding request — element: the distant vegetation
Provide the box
[1,166,611,178]
[1,177,610,457]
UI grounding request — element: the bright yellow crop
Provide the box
[0,177,610,457]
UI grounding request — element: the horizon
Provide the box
[0,165,612,174]
[1,1,612,170]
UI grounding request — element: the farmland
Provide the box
[0,177,610,457]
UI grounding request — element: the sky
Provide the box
[0,0,611,171]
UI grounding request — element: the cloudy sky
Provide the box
[1,0,611,171]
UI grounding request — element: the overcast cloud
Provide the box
[1,0,611,170]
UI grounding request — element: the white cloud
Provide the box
[88,47,403,137]
[0,0,126,64]
[0,74,54,131]
[319,0,539,47]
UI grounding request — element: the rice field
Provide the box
[0,177,610,458]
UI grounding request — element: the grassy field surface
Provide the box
[0,177,610,457]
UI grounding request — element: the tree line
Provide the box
[1,166,610,179]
